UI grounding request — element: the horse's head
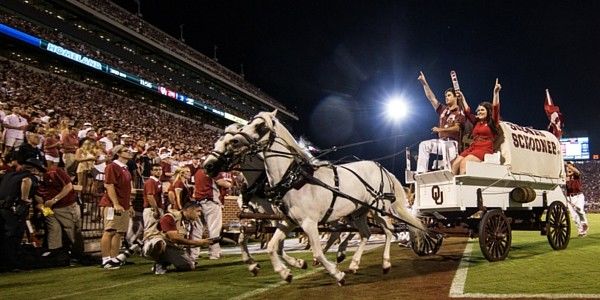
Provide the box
[228,110,278,154]
[203,123,244,177]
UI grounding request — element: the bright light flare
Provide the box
[385,96,408,121]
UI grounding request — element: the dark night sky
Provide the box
[116,0,600,172]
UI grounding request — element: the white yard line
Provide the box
[231,239,386,300]
[448,241,473,298]
[42,278,146,300]
[230,268,324,300]
[449,241,600,299]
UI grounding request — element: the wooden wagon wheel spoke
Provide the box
[409,214,444,257]
[546,201,571,251]
[479,210,511,262]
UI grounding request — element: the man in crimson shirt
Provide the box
[61,126,79,172]
[36,164,82,257]
[143,164,163,229]
[565,161,589,237]
[193,167,232,260]
[98,145,134,269]
[143,201,211,274]
[416,71,466,173]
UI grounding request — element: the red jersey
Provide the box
[436,104,466,141]
[143,176,162,209]
[193,168,214,200]
[99,160,132,209]
[61,132,79,154]
[566,173,582,195]
[186,163,201,183]
[43,136,60,157]
[169,179,190,209]
[159,214,178,232]
[37,166,76,208]
[159,161,172,182]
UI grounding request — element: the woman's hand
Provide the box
[494,78,501,94]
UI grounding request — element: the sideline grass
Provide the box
[2,215,598,299]
[464,213,600,295]
[0,252,315,300]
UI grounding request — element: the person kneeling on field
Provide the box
[142,201,213,274]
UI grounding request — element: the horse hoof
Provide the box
[256,263,261,270]
[382,267,390,275]
[337,278,345,286]
[285,274,293,283]
[348,269,357,274]
[313,259,320,266]
[301,261,308,269]
[250,267,259,277]
[337,253,346,264]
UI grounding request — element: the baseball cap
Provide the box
[182,201,201,209]
[83,122,92,126]
[22,158,47,172]
[121,134,131,138]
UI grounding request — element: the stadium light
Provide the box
[385,95,408,122]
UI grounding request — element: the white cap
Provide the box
[83,122,92,126]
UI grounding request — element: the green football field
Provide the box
[464,213,600,296]
[0,214,598,300]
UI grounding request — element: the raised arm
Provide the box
[418,71,440,109]
[567,163,581,176]
[456,90,470,113]
[492,78,501,122]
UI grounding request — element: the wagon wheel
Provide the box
[478,209,511,262]
[409,215,444,256]
[546,201,570,250]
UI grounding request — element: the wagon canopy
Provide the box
[498,121,565,179]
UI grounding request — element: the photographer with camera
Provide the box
[142,201,212,274]
[0,158,45,272]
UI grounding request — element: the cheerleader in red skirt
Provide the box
[452,79,501,175]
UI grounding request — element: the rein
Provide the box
[235,119,423,230]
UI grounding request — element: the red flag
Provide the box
[544,89,563,139]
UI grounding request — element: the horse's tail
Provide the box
[386,172,429,250]
[388,174,424,232]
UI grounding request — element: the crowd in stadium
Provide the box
[0,10,253,120]
[0,60,220,159]
[73,0,286,111]
[0,56,246,272]
[576,160,600,212]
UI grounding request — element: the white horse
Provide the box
[220,110,426,285]
[207,124,357,275]
[207,124,308,276]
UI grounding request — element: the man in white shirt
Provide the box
[99,130,116,152]
[3,106,28,155]
[77,122,94,140]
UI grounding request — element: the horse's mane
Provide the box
[260,112,328,165]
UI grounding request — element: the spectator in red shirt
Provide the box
[98,145,133,269]
[193,167,231,260]
[43,128,61,168]
[167,166,191,211]
[35,165,82,258]
[61,126,79,172]
[566,161,589,237]
[159,154,173,192]
[143,164,163,229]
[142,201,211,274]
